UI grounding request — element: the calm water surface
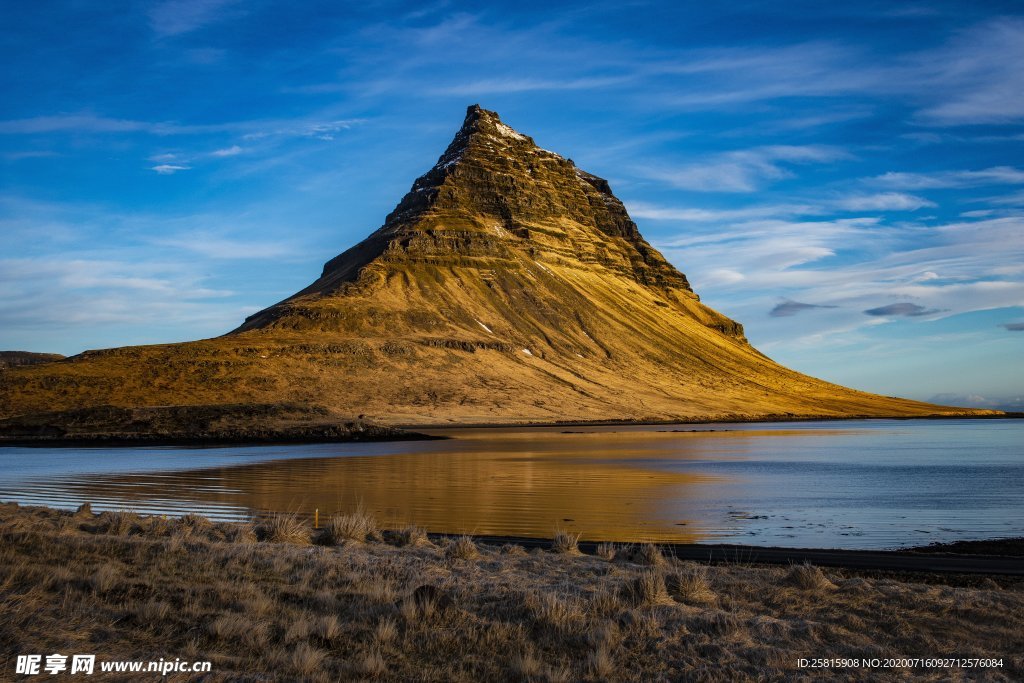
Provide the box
[0,419,1021,549]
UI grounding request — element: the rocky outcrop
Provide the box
[0,351,65,369]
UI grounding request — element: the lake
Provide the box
[0,419,1020,550]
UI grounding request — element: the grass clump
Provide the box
[525,591,586,634]
[666,565,717,605]
[445,535,479,560]
[621,569,672,607]
[321,507,377,544]
[626,542,665,566]
[393,524,431,547]
[258,512,311,545]
[784,562,837,591]
[551,529,582,554]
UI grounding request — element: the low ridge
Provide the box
[0,106,993,430]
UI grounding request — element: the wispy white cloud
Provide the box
[211,145,243,157]
[0,150,59,162]
[988,191,1024,206]
[153,232,296,259]
[434,76,628,96]
[871,166,1024,189]
[151,164,190,175]
[639,145,849,192]
[240,119,362,141]
[627,202,818,222]
[911,19,1024,125]
[148,0,241,37]
[0,257,232,328]
[831,192,936,211]
[0,114,155,135]
[627,192,933,224]
[655,214,1024,348]
[611,18,1024,126]
[0,113,363,141]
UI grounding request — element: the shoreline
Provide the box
[0,429,442,448]
[453,534,1024,577]
[402,411,1024,431]
[6,501,1022,575]
[2,410,1018,448]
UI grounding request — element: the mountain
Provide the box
[0,105,992,433]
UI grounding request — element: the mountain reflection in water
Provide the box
[1,420,1021,549]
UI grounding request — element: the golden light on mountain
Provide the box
[0,106,990,436]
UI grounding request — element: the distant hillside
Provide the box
[0,351,65,370]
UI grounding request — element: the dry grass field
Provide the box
[1,503,1021,681]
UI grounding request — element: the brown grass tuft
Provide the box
[258,512,311,545]
[667,565,717,605]
[587,645,615,680]
[136,599,171,622]
[545,662,574,683]
[691,609,744,637]
[284,614,314,644]
[393,524,431,547]
[621,569,672,606]
[208,613,250,642]
[374,617,398,645]
[631,542,665,566]
[510,649,543,680]
[96,510,137,536]
[176,512,212,533]
[784,563,837,591]
[315,614,342,642]
[321,507,377,544]
[359,650,387,677]
[595,542,617,561]
[225,521,257,544]
[551,529,581,554]
[526,591,585,633]
[289,643,326,677]
[589,586,624,617]
[90,563,121,593]
[446,535,479,560]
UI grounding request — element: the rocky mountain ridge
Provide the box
[0,105,993,432]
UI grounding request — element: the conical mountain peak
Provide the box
[445,104,541,156]
[1,106,972,427]
[266,105,697,313]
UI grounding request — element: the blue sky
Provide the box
[1,1,1022,409]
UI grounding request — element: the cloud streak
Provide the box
[770,300,838,317]
[863,302,942,317]
[640,145,849,192]
[148,0,240,37]
[871,167,1024,190]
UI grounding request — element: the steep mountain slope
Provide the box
[0,106,987,427]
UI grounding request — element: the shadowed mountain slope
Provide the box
[0,106,990,428]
